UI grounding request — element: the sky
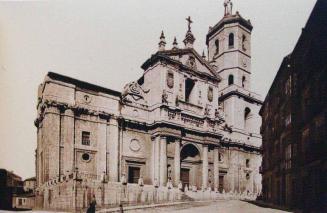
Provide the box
[0,0,316,179]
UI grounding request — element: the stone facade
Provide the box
[35,2,262,211]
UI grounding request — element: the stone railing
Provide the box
[185,189,258,201]
[37,179,183,211]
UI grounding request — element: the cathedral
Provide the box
[34,1,262,210]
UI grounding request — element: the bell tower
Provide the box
[206,1,262,144]
[206,0,253,90]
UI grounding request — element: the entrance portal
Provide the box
[180,143,201,188]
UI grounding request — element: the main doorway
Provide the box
[181,168,190,189]
[180,143,201,188]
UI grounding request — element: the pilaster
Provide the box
[108,118,119,182]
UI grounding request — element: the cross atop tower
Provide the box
[186,16,193,32]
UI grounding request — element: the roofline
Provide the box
[206,13,253,45]
[259,56,290,115]
[47,72,121,97]
[24,177,36,181]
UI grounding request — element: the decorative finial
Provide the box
[158,30,166,51]
[172,37,178,50]
[224,0,233,16]
[202,50,206,59]
[186,16,193,32]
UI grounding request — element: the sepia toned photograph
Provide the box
[0,0,326,212]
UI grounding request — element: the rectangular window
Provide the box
[82,131,90,146]
[128,166,140,184]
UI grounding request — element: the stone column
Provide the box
[160,136,167,186]
[202,145,208,189]
[174,139,181,186]
[213,147,219,191]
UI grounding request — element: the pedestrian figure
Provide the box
[86,194,96,213]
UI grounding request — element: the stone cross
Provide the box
[186,16,193,31]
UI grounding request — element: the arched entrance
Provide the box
[180,144,201,189]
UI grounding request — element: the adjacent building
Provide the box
[11,177,37,210]
[0,169,24,210]
[34,1,262,211]
[260,0,327,211]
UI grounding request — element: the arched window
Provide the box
[228,75,234,85]
[242,76,246,87]
[244,107,251,130]
[228,33,234,48]
[215,39,219,55]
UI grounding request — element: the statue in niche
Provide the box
[162,89,168,104]
[167,71,174,88]
[208,86,213,102]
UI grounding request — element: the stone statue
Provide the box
[224,0,233,16]
[184,184,189,192]
[178,181,183,191]
[167,178,173,189]
[121,174,127,185]
[154,178,159,188]
[138,176,144,186]
[162,90,168,104]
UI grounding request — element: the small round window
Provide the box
[82,153,90,162]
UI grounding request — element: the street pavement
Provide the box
[125,200,290,213]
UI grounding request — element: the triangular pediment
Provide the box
[142,48,221,82]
